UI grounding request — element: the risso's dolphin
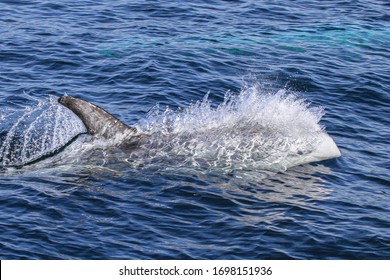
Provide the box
[58,96,341,168]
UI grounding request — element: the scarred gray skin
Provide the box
[58,96,137,140]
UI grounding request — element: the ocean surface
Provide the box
[0,0,389,259]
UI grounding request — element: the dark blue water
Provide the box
[1,0,389,259]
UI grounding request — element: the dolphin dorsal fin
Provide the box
[58,96,136,139]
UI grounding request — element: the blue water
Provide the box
[1,0,389,259]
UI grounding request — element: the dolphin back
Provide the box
[58,96,137,139]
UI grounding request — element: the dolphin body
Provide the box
[58,96,341,168]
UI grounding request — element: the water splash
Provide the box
[143,85,324,135]
[1,85,335,173]
[0,96,86,167]
[134,84,329,172]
